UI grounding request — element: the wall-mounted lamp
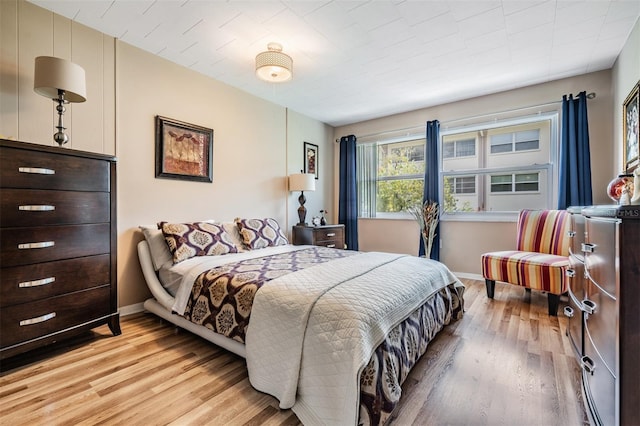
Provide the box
[256,43,293,83]
[289,173,315,225]
[34,56,87,146]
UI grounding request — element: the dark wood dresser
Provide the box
[292,224,345,249]
[565,205,640,426]
[0,139,119,360]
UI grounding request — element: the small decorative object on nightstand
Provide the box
[320,209,327,225]
[292,224,345,249]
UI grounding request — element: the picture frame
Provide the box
[155,116,213,182]
[304,142,319,179]
[623,81,639,173]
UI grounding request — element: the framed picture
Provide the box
[304,142,319,179]
[623,81,639,173]
[155,116,213,182]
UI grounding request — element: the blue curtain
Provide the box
[339,135,359,250]
[420,120,440,260]
[558,92,593,209]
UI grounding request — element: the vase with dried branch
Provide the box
[407,200,439,258]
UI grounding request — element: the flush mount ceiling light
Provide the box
[255,42,293,83]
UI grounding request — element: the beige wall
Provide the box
[0,0,115,152]
[286,109,336,226]
[613,18,640,174]
[1,0,336,310]
[334,70,615,275]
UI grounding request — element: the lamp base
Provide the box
[297,191,307,225]
[53,91,69,146]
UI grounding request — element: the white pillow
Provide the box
[139,225,172,271]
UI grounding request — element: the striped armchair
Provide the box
[481,209,571,316]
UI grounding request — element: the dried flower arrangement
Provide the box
[407,200,439,257]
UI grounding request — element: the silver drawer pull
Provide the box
[19,205,55,211]
[581,355,595,374]
[563,306,574,318]
[566,269,576,278]
[326,244,336,248]
[20,312,56,326]
[567,230,576,237]
[18,167,55,175]
[326,233,336,237]
[19,277,55,288]
[583,299,597,315]
[581,243,595,253]
[18,241,55,249]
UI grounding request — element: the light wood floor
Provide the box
[0,279,587,425]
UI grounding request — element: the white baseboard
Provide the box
[453,272,484,281]
[119,302,145,317]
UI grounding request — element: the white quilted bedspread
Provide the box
[245,251,460,426]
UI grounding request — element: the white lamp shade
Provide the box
[289,173,316,192]
[34,56,87,102]
[255,43,292,83]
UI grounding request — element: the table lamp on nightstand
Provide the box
[289,172,316,225]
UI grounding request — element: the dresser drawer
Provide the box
[0,224,110,267]
[315,227,343,242]
[584,217,618,298]
[584,289,617,374]
[0,286,111,348]
[1,254,110,307]
[0,146,110,192]
[1,189,109,227]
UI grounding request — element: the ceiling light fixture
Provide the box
[255,42,293,83]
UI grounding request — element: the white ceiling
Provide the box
[30,0,640,127]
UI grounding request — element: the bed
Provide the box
[137,219,464,425]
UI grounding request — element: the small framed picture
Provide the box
[155,116,213,182]
[623,81,639,173]
[304,142,318,179]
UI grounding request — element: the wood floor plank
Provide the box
[0,279,587,425]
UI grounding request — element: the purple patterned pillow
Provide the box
[158,221,239,263]
[235,218,288,249]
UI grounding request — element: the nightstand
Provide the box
[292,224,345,249]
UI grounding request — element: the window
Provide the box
[490,173,539,193]
[441,113,557,215]
[445,176,476,194]
[357,137,425,217]
[490,130,540,154]
[443,138,475,158]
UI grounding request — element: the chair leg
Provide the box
[485,279,496,299]
[548,293,560,316]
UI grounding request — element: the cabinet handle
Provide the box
[563,306,574,318]
[580,355,595,375]
[20,312,56,326]
[19,205,55,211]
[581,243,596,253]
[566,269,575,277]
[583,299,597,315]
[567,230,576,237]
[18,241,55,249]
[326,244,336,248]
[19,277,56,288]
[18,167,55,175]
[326,233,336,237]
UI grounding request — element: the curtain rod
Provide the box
[335,92,595,142]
